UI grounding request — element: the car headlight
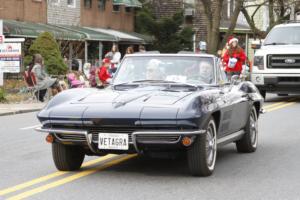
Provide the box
[253,56,264,70]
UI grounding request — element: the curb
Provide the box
[0,108,41,117]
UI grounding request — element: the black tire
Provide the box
[187,117,217,177]
[236,106,258,153]
[259,89,266,99]
[52,143,85,171]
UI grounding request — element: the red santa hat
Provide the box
[228,37,239,45]
[102,58,111,64]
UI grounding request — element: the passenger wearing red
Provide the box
[222,37,246,78]
[98,58,112,85]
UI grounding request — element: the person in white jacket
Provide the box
[105,44,121,74]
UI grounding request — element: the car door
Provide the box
[215,61,250,137]
[228,82,251,132]
[214,61,237,137]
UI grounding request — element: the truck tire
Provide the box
[52,143,85,171]
[236,106,258,153]
[187,117,217,177]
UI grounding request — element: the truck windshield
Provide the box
[264,26,300,45]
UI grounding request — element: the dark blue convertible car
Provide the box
[36,54,263,176]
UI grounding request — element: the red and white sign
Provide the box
[0,43,21,73]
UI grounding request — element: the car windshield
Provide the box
[113,56,215,85]
[264,26,300,45]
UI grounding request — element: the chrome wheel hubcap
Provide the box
[206,122,216,169]
[250,111,258,147]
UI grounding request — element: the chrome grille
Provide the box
[136,134,180,143]
[55,133,86,142]
[267,54,300,68]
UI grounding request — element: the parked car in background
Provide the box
[251,21,300,98]
[36,54,263,176]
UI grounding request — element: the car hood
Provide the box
[258,45,300,55]
[44,87,196,126]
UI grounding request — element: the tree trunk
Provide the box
[199,0,223,54]
[220,0,244,48]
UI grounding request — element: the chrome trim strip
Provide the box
[217,130,245,146]
[35,127,206,154]
[35,127,87,135]
[132,130,206,152]
[35,127,97,153]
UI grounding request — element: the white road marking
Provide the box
[20,125,40,130]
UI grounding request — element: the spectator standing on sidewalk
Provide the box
[222,37,246,79]
[126,46,134,54]
[105,44,121,74]
[138,45,146,53]
[31,54,62,102]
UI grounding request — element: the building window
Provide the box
[67,0,76,8]
[84,0,92,8]
[113,5,120,12]
[98,0,106,11]
[125,7,132,13]
[50,0,60,6]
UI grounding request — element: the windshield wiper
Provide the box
[114,79,177,86]
[264,42,287,46]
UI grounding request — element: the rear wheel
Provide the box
[187,118,217,177]
[52,143,85,171]
[236,106,258,153]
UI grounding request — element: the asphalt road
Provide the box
[1,94,300,200]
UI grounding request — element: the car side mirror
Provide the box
[230,75,240,85]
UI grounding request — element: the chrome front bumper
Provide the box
[35,127,206,153]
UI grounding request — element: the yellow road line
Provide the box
[267,102,297,112]
[0,154,117,196]
[263,98,297,109]
[7,154,137,200]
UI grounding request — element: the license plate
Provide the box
[98,133,129,150]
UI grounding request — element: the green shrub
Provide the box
[0,88,6,102]
[25,32,68,75]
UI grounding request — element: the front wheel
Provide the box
[236,106,258,153]
[52,143,85,171]
[187,117,217,177]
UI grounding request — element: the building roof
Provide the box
[3,20,85,40]
[54,25,117,42]
[2,19,152,44]
[85,27,145,43]
[219,20,252,33]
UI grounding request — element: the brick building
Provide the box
[1,0,148,68]
[81,0,135,32]
[0,0,47,23]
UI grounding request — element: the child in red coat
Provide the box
[222,37,246,79]
[98,58,112,85]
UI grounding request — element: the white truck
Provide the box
[251,22,300,98]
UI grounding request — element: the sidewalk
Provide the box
[0,103,46,116]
